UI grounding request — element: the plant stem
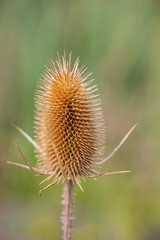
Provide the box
[62,180,74,240]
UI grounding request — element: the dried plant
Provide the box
[8,52,137,240]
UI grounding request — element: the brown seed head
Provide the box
[34,52,105,184]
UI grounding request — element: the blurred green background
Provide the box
[0,0,160,239]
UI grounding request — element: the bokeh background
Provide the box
[0,0,160,239]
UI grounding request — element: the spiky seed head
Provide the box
[34,52,105,185]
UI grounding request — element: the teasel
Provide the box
[8,52,137,240]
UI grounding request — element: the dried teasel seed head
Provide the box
[34,52,105,185]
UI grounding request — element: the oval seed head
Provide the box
[34,53,105,185]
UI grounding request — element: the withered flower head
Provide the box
[34,52,105,186]
[9,52,135,194]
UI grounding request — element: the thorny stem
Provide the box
[62,180,74,240]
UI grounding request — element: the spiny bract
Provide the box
[34,53,105,185]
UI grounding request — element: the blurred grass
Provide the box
[0,0,160,239]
